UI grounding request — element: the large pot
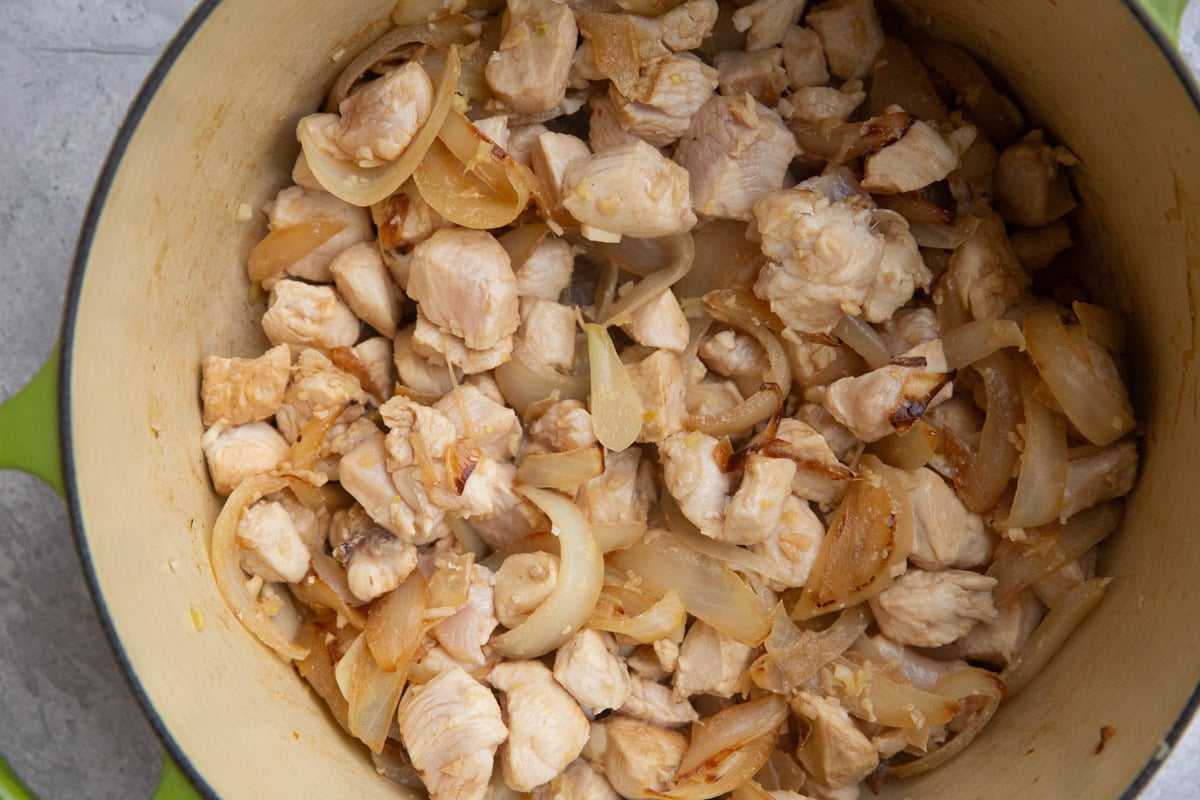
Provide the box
[1,0,1198,797]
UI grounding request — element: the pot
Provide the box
[1,0,1198,798]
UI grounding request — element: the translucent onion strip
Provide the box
[334,633,408,752]
[833,316,890,369]
[1001,577,1111,697]
[364,570,427,671]
[704,290,791,397]
[302,46,460,207]
[1001,367,1068,529]
[752,604,870,693]
[945,352,1021,514]
[941,318,1026,370]
[675,219,764,299]
[248,220,347,283]
[597,234,696,326]
[1073,300,1127,354]
[824,656,960,737]
[868,419,939,471]
[589,589,686,642]
[677,695,788,779]
[295,619,351,731]
[490,487,604,658]
[887,667,1005,778]
[494,340,590,417]
[664,497,775,577]
[515,444,605,492]
[584,321,644,451]
[686,384,782,437]
[660,728,779,800]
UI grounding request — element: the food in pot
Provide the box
[199,0,1140,797]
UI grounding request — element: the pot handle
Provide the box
[1139,0,1187,43]
[0,354,200,800]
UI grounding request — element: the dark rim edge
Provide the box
[58,1,224,798]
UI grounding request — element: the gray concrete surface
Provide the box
[0,1,1199,798]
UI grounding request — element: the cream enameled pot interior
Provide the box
[65,1,1200,797]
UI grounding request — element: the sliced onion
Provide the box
[334,633,408,752]
[579,13,640,96]
[597,234,696,326]
[833,316,890,370]
[915,41,1024,147]
[365,570,427,671]
[495,339,590,417]
[941,318,1025,370]
[589,589,686,642]
[448,516,490,559]
[752,604,870,693]
[789,110,916,163]
[498,223,550,271]
[867,37,949,122]
[675,220,764,300]
[490,487,604,658]
[874,192,953,226]
[704,290,791,395]
[824,656,960,734]
[330,346,384,404]
[302,47,460,207]
[426,551,474,612]
[677,695,788,779]
[608,528,771,645]
[516,444,606,492]
[295,618,351,731]
[664,497,775,577]
[584,321,644,451]
[909,217,980,250]
[868,419,939,471]
[687,383,782,437]
[1024,306,1135,446]
[945,352,1021,513]
[283,405,345,473]
[792,456,914,620]
[416,39,493,102]
[1001,576,1110,697]
[593,521,649,552]
[1001,367,1068,529]
[1073,301,1127,354]
[248,220,347,283]
[290,555,367,630]
[660,728,779,799]
[888,667,1005,777]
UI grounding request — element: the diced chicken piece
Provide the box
[796,403,859,460]
[397,668,507,800]
[782,26,830,88]
[495,551,560,628]
[806,0,885,80]
[715,48,788,105]
[562,141,698,239]
[722,455,797,544]
[411,306,515,377]
[485,0,577,113]
[490,660,589,791]
[850,633,967,690]
[526,399,598,454]
[272,491,327,554]
[473,115,510,151]
[275,348,368,442]
[1010,219,1073,272]
[732,0,805,50]
[686,376,744,418]
[587,94,642,153]
[673,621,755,698]
[515,236,575,301]
[701,328,768,390]
[628,349,688,443]
[654,639,680,673]
[433,384,522,462]
[879,307,939,356]
[862,120,960,194]
[329,242,402,337]
[870,568,999,648]
[792,690,879,790]
[654,0,720,51]
[532,132,592,213]
[319,413,382,483]
[201,344,291,427]
[393,325,456,397]
[408,228,519,351]
[594,716,689,797]
[822,341,951,442]
[675,94,797,221]
[620,676,699,727]
[531,759,620,800]
[1031,550,1098,607]
[202,421,289,496]
[347,336,394,403]
[772,417,852,504]
[783,333,848,392]
[517,297,577,373]
[611,53,718,147]
[377,182,446,264]
[337,434,403,534]
[994,132,1078,227]
[620,287,690,353]
[751,495,825,591]
[471,462,552,550]
[946,213,1030,321]
[576,447,655,526]
[659,431,737,535]
[954,589,1046,667]
[432,564,498,664]
[626,645,671,682]
[265,186,372,283]
[752,189,885,334]
[908,467,994,569]
[1061,439,1138,520]
[554,628,632,713]
[786,84,865,124]
[334,520,418,602]
[236,500,311,583]
[262,280,361,355]
[860,212,931,324]
[309,62,433,163]
[505,122,549,167]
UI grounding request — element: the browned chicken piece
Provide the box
[861,213,932,324]
[751,495,826,591]
[432,564,499,665]
[562,140,698,240]
[517,298,577,373]
[506,122,550,166]
[862,120,962,194]
[201,343,291,427]
[235,499,312,583]
[792,690,879,792]
[850,632,968,690]
[576,447,656,526]
[471,462,551,550]
[526,399,598,454]
[433,383,522,462]
[531,132,592,214]
[733,0,806,50]
[772,417,851,504]
[822,340,950,442]
[795,403,859,460]
[515,235,575,301]
[946,212,1030,321]
[485,0,578,114]
[1009,219,1073,272]
[335,519,418,602]
[262,280,362,356]
[265,186,373,284]
[686,375,745,418]
[397,668,508,800]
[1031,550,1098,607]
[751,189,885,334]
[628,349,689,443]
[490,660,590,791]
[337,434,402,533]
[1060,439,1138,520]
[675,95,797,221]
[673,620,756,698]
[553,628,633,713]
[408,228,520,352]
[329,241,402,338]
[908,467,995,569]
[591,716,689,797]
[994,131,1078,227]
[722,455,798,544]
[587,94,642,153]
[784,83,865,124]
[806,0,885,80]
[782,26,830,88]
[531,759,621,800]
[393,325,456,397]
[612,53,718,147]
[954,589,1045,667]
[659,431,737,535]
[619,675,700,727]
[870,568,999,648]
[700,328,768,395]
[879,307,939,356]
[714,48,788,105]
[274,349,368,442]
[620,287,691,352]
[494,551,559,628]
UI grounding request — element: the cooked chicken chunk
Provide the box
[870,568,999,648]
[994,132,1078,227]
[659,431,737,535]
[517,297,577,373]
[862,120,961,194]
[822,341,950,442]
[202,420,290,495]
[686,375,745,418]
[335,522,418,602]
[771,417,852,504]
[715,48,788,105]
[471,462,551,550]
[329,242,402,337]
[576,446,655,526]
[531,132,592,214]
[262,280,362,355]
[305,62,432,166]
[337,434,402,533]
[620,287,690,353]
[751,495,825,591]
[792,690,878,791]
[722,455,797,544]
[432,564,498,665]
[954,589,1045,667]
[347,336,395,403]
[527,399,598,454]
[908,467,994,569]
[201,344,291,427]
[394,325,456,397]
[946,213,1030,321]
[433,383,522,462]
[879,307,939,356]
[611,53,718,147]
[531,759,620,800]
[593,716,689,798]
[620,675,699,727]
[1061,439,1138,520]
[675,95,796,221]
[265,186,372,283]
[785,83,865,124]
[562,141,698,239]
[274,348,368,442]
[782,26,830,88]
[733,0,805,50]
[486,0,577,113]
[411,305,515,377]
[236,499,312,583]
[473,115,510,151]
[490,660,590,792]
[553,628,632,713]
[806,0,885,80]
[515,235,575,301]
[860,212,931,324]
[796,402,859,460]
[628,349,688,443]
[1010,219,1073,272]
[673,621,755,698]
[397,668,508,800]
[587,94,642,153]
[495,551,560,628]
[700,328,768,395]
[651,0,720,51]
[377,182,446,266]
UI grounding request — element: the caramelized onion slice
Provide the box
[675,219,764,299]
[658,728,779,799]
[915,41,1024,147]
[868,419,939,471]
[752,604,870,693]
[677,695,788,779]
[1001,366,1068,529]
[295,619,351,730]
[789,110,916,163]
[833,316,891,370]
[888,667,1005,777]
[584,321,644,451]
[248,220,347,283]
[946,352,1021,513]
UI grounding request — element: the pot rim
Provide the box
[55,2,1200,798]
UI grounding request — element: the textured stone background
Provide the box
[0,1,1198,797]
